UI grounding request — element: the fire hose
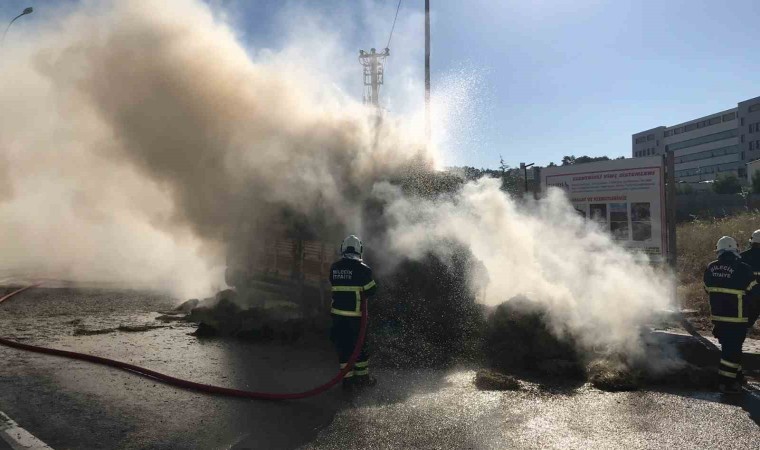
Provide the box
[0,285,367,400]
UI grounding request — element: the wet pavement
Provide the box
[1,285,759,449]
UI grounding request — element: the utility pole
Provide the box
[520,162,535,196]
[359,47,390,109]
[425,0,431,147]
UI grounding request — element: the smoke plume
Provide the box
[0,0,429,297]
[0,0,672,357]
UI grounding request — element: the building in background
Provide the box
[632,95,760,183]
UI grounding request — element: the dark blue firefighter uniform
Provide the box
[329,257,377,383]
[704,252,757,384]
[740,246,760,326]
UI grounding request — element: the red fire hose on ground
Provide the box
[0,285,367,400]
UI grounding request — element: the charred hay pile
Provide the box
[180,247,485,367]
[369,247,485,368]
[180,169,486,366]
[481,296,716,391]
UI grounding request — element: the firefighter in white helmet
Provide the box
[704,236,758,394]
[740,229,760,326]
[329,235,378,389]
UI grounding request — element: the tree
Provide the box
[712,174,743,194]
[676,183,694,195]
[560,155,612,166]
[752,170,760,194]
[498,155,520,195]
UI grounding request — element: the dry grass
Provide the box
[677,211,760,327]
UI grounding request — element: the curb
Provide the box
[0,411,52,450]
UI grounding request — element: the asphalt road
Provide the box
[1,286,759,449]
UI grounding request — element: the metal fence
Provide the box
[676,192,760,222]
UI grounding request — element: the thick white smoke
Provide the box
[0,0,673,356]
[0,0,429,297]
[376,180,672,358]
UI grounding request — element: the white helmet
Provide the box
[750,230,760,244]
[341,235,363,258]
[716,236,739,256]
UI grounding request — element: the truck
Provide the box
[224,214,340,317]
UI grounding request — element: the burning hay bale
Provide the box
[370,247,485,368]
[639,361,716,389]
[482,296,718,392]
[483,296,581,376]
[186,289,316,341]
[586,357,716,392]
[586,359,641,392]
[474,369,520,391]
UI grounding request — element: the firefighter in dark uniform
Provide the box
[330,235,377,389]
[740,229,760,326]
[704,236,758,394]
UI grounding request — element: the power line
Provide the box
[385,0,402,50]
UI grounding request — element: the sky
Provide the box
[2,0,760,169]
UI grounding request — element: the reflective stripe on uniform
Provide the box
[331,307,362,317]
[331,286,361,315]
[711,315,749,323]
[340,363,355,378]
[705,286,747,321]
[718,370,738,378]
[705,287,745,296]
[332,286,362,292]
[354,360,369,375]
[754,272,760,277]
[721,359,741,369]
[331,282,374,316]
[748,280,758,290]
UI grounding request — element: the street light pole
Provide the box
[520,162,535,195]
[2,7,33,48]
[424,0,431,149]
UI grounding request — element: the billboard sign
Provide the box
[541,156,667,261]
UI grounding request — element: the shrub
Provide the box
[712,174,742,194]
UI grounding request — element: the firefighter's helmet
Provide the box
[716,236,739,255]
[341,235,363,258]
[750,230,760,244]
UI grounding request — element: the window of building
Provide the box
[709,117,722,125]
[665,130,674,137]
[742,134,745,143]
[749,104,760,113]
[685,123,698,132]
[752,142,755,151]
[723,112,737,121]
[647,134,654,141]
[674,127,683,134]
[667,129,738,151]
[673,144,739,164]
[751,124,755,133]
[635,136,646,144]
